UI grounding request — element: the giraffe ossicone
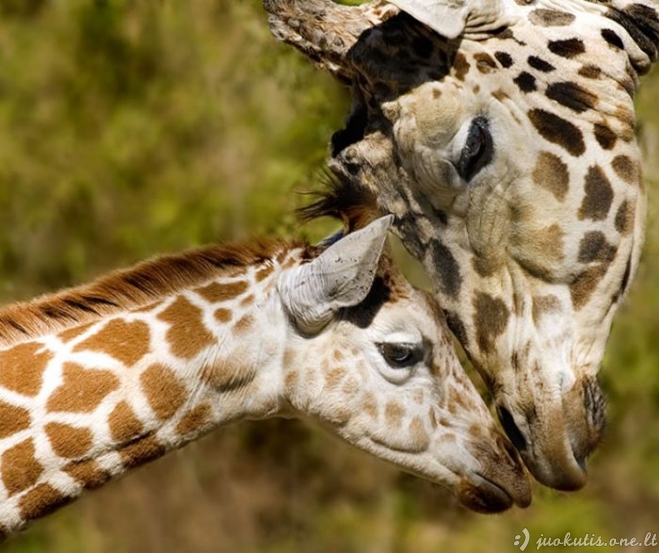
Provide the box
[0,217,530,539]
[264,0,659,490]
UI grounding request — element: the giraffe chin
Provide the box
[520,450,588,493]
[456,474,530,514]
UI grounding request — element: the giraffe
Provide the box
[263,0,659,490]
[0,216,530,539]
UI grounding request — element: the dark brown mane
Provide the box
[0,238,309,348]
[297,171,381,231]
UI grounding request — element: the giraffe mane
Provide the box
[0,238,310,348]
[298,171,382,231]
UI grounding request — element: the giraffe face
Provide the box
[265,0,658,489]
[278,225,531,512]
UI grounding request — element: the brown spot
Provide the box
[234,315,253,334]
[474,52,497,73]
[255,264,274,282]
[342,378,359,396]
[612,155,641,185]
[47,363,119,413]
[511,221,565,280]
[19,483,71,522]
[546,82,597,113]
[547,38,585,58]
[570,266,607,309]
[528,56,555,72]
[615,200,634,235]
[215,308,232,324]
[240,295,254,307]
[45,422,93,458]
[108,401,144,443]
[531,224,565,261]
[64,459,109,490]
[58,323,93,343]
[529,109,585,156]
[594,124,618,150]
[444,310,468,347]
[578,232,617,263]
[413,389,424,404]
[473,293,509,353]
[428,407,438,429]
[363,392,378,419]
[74,319,151,368]
[452,52,470,80]
[492,89,508,102]
[408,417,430,452]
[284,369,299,391]
[1,439,43,496]
[385,400,404,428]
[514,71,537,93]
[532,152,570,201]
[119,434,165,470]
[469,423,483,438]
[140,363,187,420]
[195,281,248,303]
[532,295,562,323]
[333,349,344,361]
[432,87,442,99]
[325,367,347,390]
[613,107,636,142]
[176,404,213,436]
[205,352,257,393]
[530,8,575,26]
[0,401,31,439]
[494,51,513,68]
[158,296,215,359]
[601,28,624,50]
[0,342,52,397]
[429,240,461,299]
[578,166,614,221]
[578,65,602,79]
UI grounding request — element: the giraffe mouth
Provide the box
[457,473,523,513]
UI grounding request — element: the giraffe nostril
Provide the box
[497,406,527,452]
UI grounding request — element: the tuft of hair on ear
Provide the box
[297,170,382,232]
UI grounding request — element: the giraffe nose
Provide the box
[497,406,527,452]
[496,402,587,491]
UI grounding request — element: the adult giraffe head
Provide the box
[264,0,659,490]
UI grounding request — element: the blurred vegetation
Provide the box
[0,1,658,552]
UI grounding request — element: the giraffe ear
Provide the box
[388,0,504,39]
[279,215,393,333]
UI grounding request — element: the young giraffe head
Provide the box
[278,217,530,512]
[0,217,530,538]
[265,0,658,490]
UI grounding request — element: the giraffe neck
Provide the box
[0,242,307,537]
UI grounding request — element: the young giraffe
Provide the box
[0,217,530,539]
[265,0,658,490]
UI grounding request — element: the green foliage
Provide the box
[1,2,658,552]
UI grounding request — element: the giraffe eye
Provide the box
[377,342,420,368]
[457,116,493,182]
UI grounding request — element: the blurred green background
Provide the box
[0,1,658,552]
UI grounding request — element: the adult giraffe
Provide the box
[264,0,659,490]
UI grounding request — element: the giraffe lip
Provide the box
[457,473,515,513]
[459,471,531,513]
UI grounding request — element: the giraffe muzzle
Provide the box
[497,403,589,491]
[457,470,531,513]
